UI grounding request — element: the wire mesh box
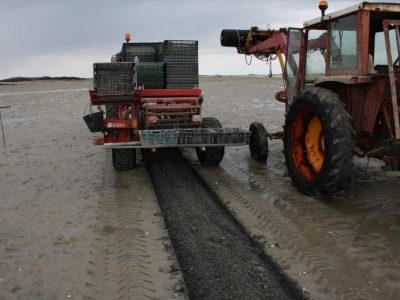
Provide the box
[176,128,251,145]
[139,130,179,146]
[93,63,135,94]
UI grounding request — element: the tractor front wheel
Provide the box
[283,87,353,195]
[196,117,225,166]
[112,149,136,171]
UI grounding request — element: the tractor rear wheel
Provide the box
[283,87,353,195]
[196,117,225,166]
[249,122,269,162]
[112,149,136,171]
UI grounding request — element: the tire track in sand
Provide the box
[84,151,187,300]
[185,148,381,300]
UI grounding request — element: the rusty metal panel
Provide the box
[304,2,400,28]
[360,79,383,133]
[359,11,371,75]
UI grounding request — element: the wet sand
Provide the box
[0,77,399,299]
[190,76,400,299]
[0,80,185,299]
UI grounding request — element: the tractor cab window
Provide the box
[330,14,358,70]
[305,30,327,82]
[285,28,302,102]
[374,29,399,72]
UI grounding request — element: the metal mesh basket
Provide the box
[93,63,135,94]
[139,128,250,147]
[139,130,179,146]
[177,128,250,145]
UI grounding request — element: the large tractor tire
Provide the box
[112,149,136,171]
[283,87,353,195]
[249,122,269,162]
[196,117,225,166]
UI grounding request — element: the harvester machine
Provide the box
[222,1,400,195]
[84,36,264,170]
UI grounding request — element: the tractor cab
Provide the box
[286,2,400,98]
[286,2,400,153]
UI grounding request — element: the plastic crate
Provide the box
[93,63,135,94]
[136,62,165,88]
[122,43,163,62]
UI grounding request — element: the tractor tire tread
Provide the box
[112,149,136,171]
[284,87,353,195]
[196,117,225,166]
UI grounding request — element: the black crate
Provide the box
[163,40,198,60]
[165,62,198,86]
[122,43,163,62]
[83,111,104,132]
[136,62,165,89]
[93,63,135,94]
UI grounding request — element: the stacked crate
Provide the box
[122,43,161,62]
[136,62,165,89]
[163,40,199,89]
[120,40,198,89]
[93,63,135,94]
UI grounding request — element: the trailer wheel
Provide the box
[249,122,268,162]
[196,117,225,166]
[284,87,353,195]
[112,149,136,171]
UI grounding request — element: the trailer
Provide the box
[84,38,264,170]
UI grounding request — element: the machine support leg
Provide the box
[0,106,10,158]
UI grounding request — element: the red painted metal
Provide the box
[249,32,288,56]
[89,88,203,144]
[104,119,136,129]
[138,89,201,98]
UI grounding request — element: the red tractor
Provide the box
[222,1,400,195]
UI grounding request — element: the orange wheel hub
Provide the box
[291,109,325,181]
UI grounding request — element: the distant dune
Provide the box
[0,76,88,83]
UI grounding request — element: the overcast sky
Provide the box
[0,0,391,79]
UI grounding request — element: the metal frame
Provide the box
[383,19,400,139]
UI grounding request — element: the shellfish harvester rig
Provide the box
[83,37,267,170]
